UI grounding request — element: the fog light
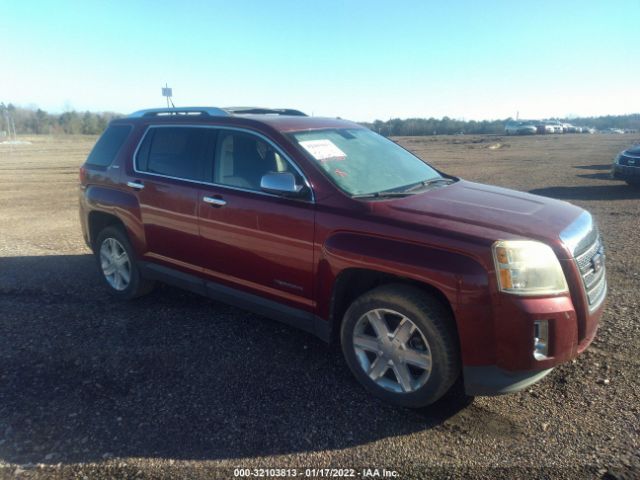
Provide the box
[533,320,549,360]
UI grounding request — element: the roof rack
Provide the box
[223,107,308,116]
[128,107,229,118]
[128,106,308,118]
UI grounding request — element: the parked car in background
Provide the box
[565,125,582,133]
[534,123,549,134]
[79,106,606,408]
[534,122,554,134]
[505,120,537,135]
[603,128,625,134]
[612,145,640,186]
[544,121,564,134]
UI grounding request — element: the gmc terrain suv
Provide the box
[79,106,606,407]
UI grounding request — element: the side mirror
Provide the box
[260,172,304,196]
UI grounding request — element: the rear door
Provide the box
[129,125,216,274]
[197,128,316,313]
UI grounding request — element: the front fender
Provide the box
[317,232,495,365]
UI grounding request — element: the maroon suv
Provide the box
[79,106,606,407]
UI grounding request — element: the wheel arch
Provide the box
[328,267,456,344]
[88,211,126,252]
[83,185,145,255]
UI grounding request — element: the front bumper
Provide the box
[460,292,604,395]
[612,163,640,181]
[464,366,553,395]
[78,190,92,249]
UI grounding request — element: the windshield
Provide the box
[290,128,443,196]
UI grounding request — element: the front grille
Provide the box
[619,153,640,167]
[574,236,607,310]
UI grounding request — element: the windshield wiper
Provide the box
[352,178,455,199]
[402,177,455,193]
[351,191,418,199]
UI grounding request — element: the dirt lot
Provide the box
[0,133,638,479]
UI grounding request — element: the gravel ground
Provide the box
[0,134,638,480]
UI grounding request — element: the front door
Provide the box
[197,128,315,313]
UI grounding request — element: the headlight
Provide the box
[492,240,568,295]
[614,153,621,164]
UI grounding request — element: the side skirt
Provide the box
[138,261,331,342]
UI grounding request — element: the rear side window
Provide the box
[86,125,132,167]
[135,127,213,181]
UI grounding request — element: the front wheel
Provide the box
[94,226,154,299]
[341,284,460,408]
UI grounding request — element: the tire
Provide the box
[94,225,155,300]
[340,284,460,408]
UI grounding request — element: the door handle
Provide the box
[203,196,227,207]
[127,181,144,190]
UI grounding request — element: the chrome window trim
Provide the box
[131,124,315,203]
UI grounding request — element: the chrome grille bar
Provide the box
[574,235,606,310]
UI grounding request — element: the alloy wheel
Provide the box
[352,308,432,393]
[99,237,131,291]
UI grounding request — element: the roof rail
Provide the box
[128,107,229,118]
[224,107,307,116]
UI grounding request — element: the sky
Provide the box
[1,0,638,122]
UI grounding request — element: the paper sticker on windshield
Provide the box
[299,139,346,161]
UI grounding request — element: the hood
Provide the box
[374,180,584,258]
[625,145,640,155]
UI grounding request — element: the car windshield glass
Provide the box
[290,128,442,196]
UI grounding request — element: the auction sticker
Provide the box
[299,139,347,161]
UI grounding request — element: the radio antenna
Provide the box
[162,83,175,109]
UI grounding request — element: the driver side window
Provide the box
[214,130,295,190]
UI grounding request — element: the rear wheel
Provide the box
[95,226,154,299]
[341,284,460,408]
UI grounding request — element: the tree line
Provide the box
[0,103,122,135]
[2,102,639,137]
[361,114,640,136]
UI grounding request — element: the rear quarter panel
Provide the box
[81,123,147,254]
[82,185,145,254]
